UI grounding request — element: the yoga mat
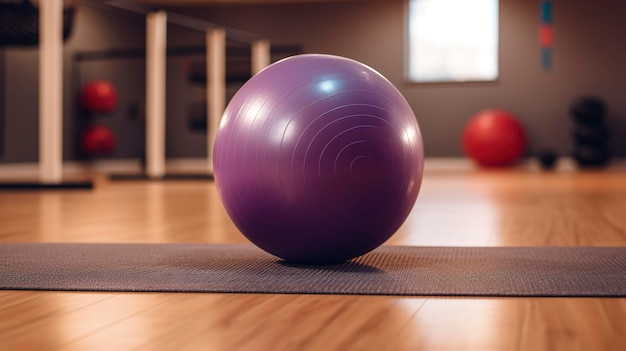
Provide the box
[1,243,624,297]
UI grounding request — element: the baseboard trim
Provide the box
[424,157,626,172]
[1,157,625,179]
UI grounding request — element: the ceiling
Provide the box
[135,0,374,5]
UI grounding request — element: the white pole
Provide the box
[251,39,271,75]
[145,11,167,178]
[206,28,226,174]
[39,0,64,183]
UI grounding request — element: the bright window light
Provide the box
[407,0,499,83]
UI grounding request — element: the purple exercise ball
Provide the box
[213,54,424,264]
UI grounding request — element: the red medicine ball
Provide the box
[81,125,116,156]
[81,80,118,113]
[462,109,527,167]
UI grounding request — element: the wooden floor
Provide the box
[0,170,625,350]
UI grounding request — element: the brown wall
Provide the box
[1,4,148,163]
[174,0,626,157]
[1,0,625,163]
[1,3,207,163]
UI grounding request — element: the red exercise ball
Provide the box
[80,80,118,113]
[462,109,527,167]
[81,125,116,156]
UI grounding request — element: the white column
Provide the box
[145,11,167,178]
[251,39,271,75]
[206,28,226,174]
[39,0,64,183]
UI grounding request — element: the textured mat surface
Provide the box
[1,243,624,296]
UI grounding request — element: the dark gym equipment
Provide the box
[187,103,207,132]
[0,0,75,47]
[0,181,93,190]
[538,150,558,170]
[570,96,610,168]
[185,45,301,85]
[570,96,606,126]
[573,124,609,146]
[574,145,610,167]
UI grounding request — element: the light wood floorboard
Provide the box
[0,170,625,350]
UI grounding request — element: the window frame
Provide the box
[404,0,501,85]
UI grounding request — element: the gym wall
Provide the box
[0,2,209,163]
[1,4,146,163]
[173,0,626,158]
[1,0,625,163]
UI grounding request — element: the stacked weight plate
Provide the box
[571,97,610,167]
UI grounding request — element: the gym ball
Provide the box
[81,125,116,156]
[462,109,527,167]
[81,80,118,113]
[213,54,424,264]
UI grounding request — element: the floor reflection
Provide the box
[391,174,501,246]
[395,298,520,349]
[38,194,64,241]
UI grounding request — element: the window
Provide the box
[406,0,499,83]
